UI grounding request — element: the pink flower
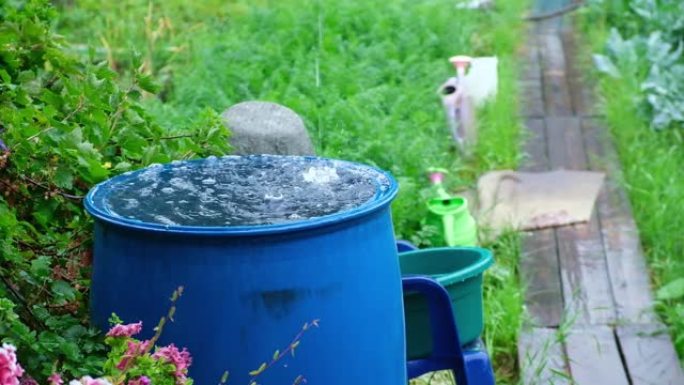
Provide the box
[48,373,63,385]
[68,377,112,385]
[116,340,150,371]
[153,344,192,385]
[106,322,143,338]
[126,377,150,385]
[0,343,24,385]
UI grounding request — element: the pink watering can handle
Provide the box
[449,55,472,78]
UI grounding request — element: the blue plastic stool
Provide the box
[396,239,419,253]
[398,241,495,385]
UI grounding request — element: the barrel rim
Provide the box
[84,155,398,236]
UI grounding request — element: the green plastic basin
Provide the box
[399,247,493,359]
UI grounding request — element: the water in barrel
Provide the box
[101,155,390,227]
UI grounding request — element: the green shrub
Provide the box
[589,0,684,129]
[0,0,229,379]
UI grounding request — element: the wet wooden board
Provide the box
[521,230,563,327]
[566,326,630,385]
[616,323,684,385]
[545,116,617,325]
[561,31,598,117]
[539,34,573,116]
[521,79,545,118]
[518,327,570,385]
[581,119,658,324]
[520,32,544,117]
[594,185,655,323]
[556,213,616,325]
[522,118,548,172]
[522,33,542,81]
[545,116,585,170]
[520,118,564,327]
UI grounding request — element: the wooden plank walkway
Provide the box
[517,2,684,384]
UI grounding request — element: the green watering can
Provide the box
[425,169,478,247]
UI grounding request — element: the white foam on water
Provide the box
[302,166,340,184]
[103,155,388,227]
[264,192,284,201]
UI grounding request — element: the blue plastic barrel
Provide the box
[85,156,405,385]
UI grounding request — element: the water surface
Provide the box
[102,155,387,227]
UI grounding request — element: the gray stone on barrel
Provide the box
[222,101,315,155]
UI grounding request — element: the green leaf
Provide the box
[0,69,11,83]
[120,133,147,159]
[54,166,74,189]
[33,199,59,228]
[51,280,76,302]
[136,73,161,94]
[113,161,132,172]
[94,63,117,80]
[593,54,620,78]
[656,278,684,301]
[141,144,161,164]
[30,256,52,279]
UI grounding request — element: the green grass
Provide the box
[56,0,528,381]
[481,232,523,382]
[579,13,684,360]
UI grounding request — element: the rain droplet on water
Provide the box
[102,155,389,227]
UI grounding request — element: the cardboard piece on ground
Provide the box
[477,170,605,234]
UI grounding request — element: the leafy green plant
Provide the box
[593,28,684,129]
[0,0,230,380]
[624,0,684,38]
[0,288,191,385]
[589,0,684,130]
[586,0,684,39]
